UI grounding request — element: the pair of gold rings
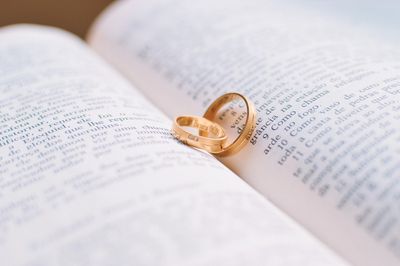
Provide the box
[171,92,256,157]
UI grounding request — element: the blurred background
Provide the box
[0,0,114,38]
[0,0,399,40]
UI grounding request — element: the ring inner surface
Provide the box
[177,116,224,138]
[202,94,249,140]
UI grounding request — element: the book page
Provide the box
[88,1,400,265]
[0,25,345,266]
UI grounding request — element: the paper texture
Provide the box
[0,25,344,266]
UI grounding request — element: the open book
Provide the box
[1,0,400,265]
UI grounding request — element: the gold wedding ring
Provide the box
[172,115,227,153]
[200,92,256,156]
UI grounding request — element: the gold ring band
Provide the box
[200,92,256,156]
[172,115,227,153]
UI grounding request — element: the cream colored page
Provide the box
[88,1,400,266]
[0,25,345,266]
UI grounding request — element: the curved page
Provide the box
[89,1,400,266]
